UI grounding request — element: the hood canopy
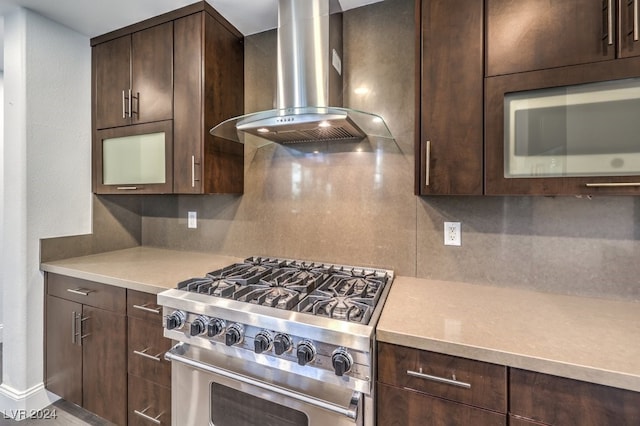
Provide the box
[210,0,395,146]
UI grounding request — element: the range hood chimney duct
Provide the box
[210,0,394,146]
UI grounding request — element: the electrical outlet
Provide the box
[188,211,197,229]
[444,221,461,246]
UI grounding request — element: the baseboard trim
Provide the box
[0,382,59,420]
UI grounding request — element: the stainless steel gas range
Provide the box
[157,256,394,426]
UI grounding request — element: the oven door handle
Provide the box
[165,345,361,420]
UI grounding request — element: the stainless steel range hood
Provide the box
[209,0,394,146]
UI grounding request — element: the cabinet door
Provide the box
[510,369,640,426]
[94,35,131,129]
[174,12,245,194]
[82,306,127,426]
[45,295,83,406]
[486,0,616,76]
[619,0,640,58]
[417,0,483,195]
[131,22,174,125]
[377,383,506,426]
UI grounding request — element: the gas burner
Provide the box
[236,286,301,310]
[207,261,272,285]
[177,276,238,298]
[298,294,374,323]
[268,267,327,292]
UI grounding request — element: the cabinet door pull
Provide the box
[191,155,196,188]
[425,140,431,187]
[134,347,163,362]
[607,0,614,45]
[67,288,93,296]
[406,368,471,389]
[116,186,138,190]
[634,0,639,41]
[585,182,640,187]
[133,304,162,315]
[122,90,127,119]
[134,407,163,425]
[71,311,77,344]
[128,89,133,119]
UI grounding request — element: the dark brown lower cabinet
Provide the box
[45,275,127,426]
[377,383,506,425]
[46,274,175,426]
[510,369,640,426]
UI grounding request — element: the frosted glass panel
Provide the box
[504,78,640,178]
[103,132,166,185]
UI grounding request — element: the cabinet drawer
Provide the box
[510,369,640,425]
[377,342,507,413]
[128,316,171,388]
[377,382,506,426]
[127,289,163,322]
[47,273,126,313]
[128,375,171,426]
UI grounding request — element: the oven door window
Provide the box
[211,383,308,426]
[504,78,640,178]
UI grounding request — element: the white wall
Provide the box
[0,72,4,343]
[1,7,91,415]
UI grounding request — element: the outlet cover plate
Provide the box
[188,211,197,229]
[444,221,461,246]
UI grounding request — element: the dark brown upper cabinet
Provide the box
[91,2,244,195]
[94,22,173,129]
[486,0,640,77]
[415,0,484,195]
[173,11,244,194]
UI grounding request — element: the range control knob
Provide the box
[225,323,244,347]
[296,340,316,366]
[165,310,186,331]
[207,318,226,338]
[190,316,209,336]
[273,333,292,355]
[254,331,273,354]
[331,348,354,377]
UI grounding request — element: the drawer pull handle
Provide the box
[134,348,163,362]
[406,368,471,389]
[116,186,138,190]
[585,182,640,187]
[66,288,93,296]
[134,407,163,425]
[133,304,162,315]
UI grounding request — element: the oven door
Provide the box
[165,344,364,426]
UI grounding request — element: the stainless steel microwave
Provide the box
[504,78,640,178]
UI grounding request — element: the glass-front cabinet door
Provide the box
[485,57,640,195]
[94,120,173,194]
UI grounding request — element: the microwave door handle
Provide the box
[164,345,361,420]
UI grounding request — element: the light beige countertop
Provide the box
[378,277,640,393]
[41,246,242,294]
[42,248,640,392]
